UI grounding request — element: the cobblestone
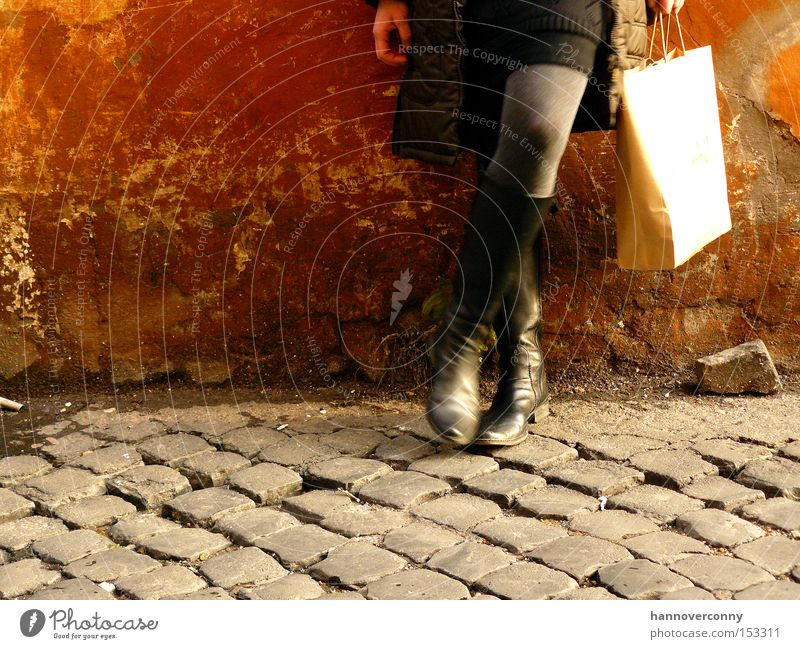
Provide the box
[40,433,101,465]
[475,562,578,599]
[670,555,774,594]
[178,451,251,488]
[0,487,34,524]
[527,536,633,581]
[596,559,693,599]
[137,527,231,561]
[542,460,644,498]
[107,513,181,544]
[780,441,800,462]
[107,465,192,510]
[731,536,800,575]
[357,471,451,510]
[214,508,299,545]
[324,429,390,457]
[382,521,462,563]
[680,476,765,511]
[372,435,436,468]
[674,509,764,548]
[228,463,302,505]
[163,487,255,527]
[240,573,325,600]
[0,558,60,598]
[462,469,546,507]
[0,516,69,553]
[489,435,578,473]
[96,418,164,444]
[620,531,711,565]
[282,490,357,522]
[137,433,215,467]
[412,493,501,532]
[29,578,115,600]
[257,435,340,469]
[0,455,52,487]
[732,581,800,600]
[199,546,287,589]
[31,529,113,564]
[54,495,137,528]
[629,449,719,489]
[427,541,514,585]
[739,497,800,534]
[13,467,106,514]
[736,457,800,499]
[694,339,782,395]
[310,541,406,587]
[63,547,160,582]
[659,587,715,600]
[607,484,704,524]
[69,444,143,476]
[555,587,620,600]
[320,506,412,537]
[173,587,234,600]
[218,427,289,459]
[473,516,567,554]
[115,565,207,600]
[255,524,347,569]
[515,485,599,520]
[691,439,774,476]
[305,457,392,491]
[577,434,666,462]
[362,568,470,600]
[408,451,498,487]
[567,509,659,542]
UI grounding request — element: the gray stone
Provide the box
[29,578,114,600]
[542,460,644,498]
[621,531,711,565]
[40,433,101,465]
[358,471,451,510]
[282,491,357,522]
[427,541,514,585]
[475,562,578,600]
[107,513,181,544]
[106,465,192,510]
[324,429,391,457]
[219,426,289,459]
[69,444,143,475]
[95,418,164,444]
[629,449,718,489]
[597,559,694,599]
[178,451,251,488]
[317,591,366,600]
[257,435,340,469]
[674,509,765,548]
[163,487,255,527]
[382,521,462,563]
[64,547,160,581]
[283,415,340,435]
[780,441,800,462]
[681,476,765,511]
[0,558,60,598]
[214,508,299,545]
[670,555,774,594]
[320,506,413,537]
[695,339,782,395]
[173,587,234,600]
[733,581,800,600]
[490,435,578,472]
[0,487,34,523]
[228,463,302,505]
[463,469,546,507]
[32,529,113,564]
[305,457,392,491]
[736,457,800,499]
[137,433,214,467]
[408,451,498,487]
[240,573,324,600]
[373,435,436,468]
[567,509,659,542]
[255,524,347,569]
[0,455,51,487]
[739,497,800,534]
[578,434,666,462]
[412,493,502,532]
[115,565,207,599]
[691,439,774,476]
[555,587,620,600]
[0,516,69,553]
[659,587,715,600]
[137,527,231,561]
[199,546,287,589]
[732,537,800,575]
[473,516,567,554]
[362,568,470,600]
[527,536,633,581]
[607,484,705,524]
[515,485,599,520]
[311,541,406,587]
[13,467,105,514]
[54,495,137,528]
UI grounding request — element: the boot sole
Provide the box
[471,400,551,447]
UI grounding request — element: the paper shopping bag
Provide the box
[614,17,732,270]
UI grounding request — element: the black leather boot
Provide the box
[426,174,555,447]
[473,196,555,446]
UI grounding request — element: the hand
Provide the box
[646,0,685,14]
[373,0,412,66]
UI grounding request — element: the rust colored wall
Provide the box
[0,0,798,394]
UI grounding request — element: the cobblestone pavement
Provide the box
[2,389,800,600]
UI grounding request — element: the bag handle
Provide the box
[645,10,687,66]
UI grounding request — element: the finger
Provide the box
[396,18,412,49]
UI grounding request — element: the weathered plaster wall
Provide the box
[0,0,798,394]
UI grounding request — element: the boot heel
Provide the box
[529,400,550,423]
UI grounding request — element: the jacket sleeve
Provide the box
[364,0,411,8]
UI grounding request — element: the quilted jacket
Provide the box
[365,0,658,165]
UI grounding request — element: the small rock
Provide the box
[695,339,782,395]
